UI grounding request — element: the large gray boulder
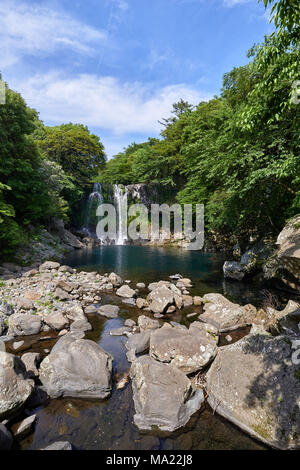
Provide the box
[125,330,152,354]
[223,261,246,281]
[44,311,69,330]
[98,304,120,318]
[199,294,253,332]
[147,285,174,314]
[130,356,204,432]
[206,333,300,450]
[8,313,42,336]
[116,285,136,298]
[39,335,113,399]
[0,352,33,419]
[150,322,218,374]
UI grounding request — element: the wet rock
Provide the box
[44,311,69,331]
[0,352,33,419]
[206,333,300,450]
[39,336,113,399]
[147,285,174,314]
[125,330,152,354]
[26,386,49,409]
[0,423,13,450]
[12,340,25,352]
[8,313,42,336]
[223,261,246,281]
[167,306,176,314]
[122,298,136,306]
[199,294,251,332]
[130,356,204,432]
[138,315,160,331]
[150,322,218,374]
[109,326,132,336]
[116,285,136,298]
[98,304,120,318]
[41,441,72,450]
[14,414,36,439]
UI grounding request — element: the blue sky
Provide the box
[0,0,273,157]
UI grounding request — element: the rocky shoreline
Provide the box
[0,259,299,450]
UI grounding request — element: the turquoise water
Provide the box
[63,245,274,307]
[19,246,273,450]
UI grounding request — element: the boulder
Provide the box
[21,352,41,379]
[223,261,245,281]
[130,356,204,432]
[44,311,69,331]
[41,441,72,450]
[116,285,136,298]
[55,280,75,293]
[98,304,120,318]
[0,352,33,419]
[16,298,34,310]
[147,285,174,314]
[199,294,251,332]
[108,272,123,287]
[150,322,218,374]
[70,319,92,333]
[39,336,113,399]
[125,330,152,354]
[39,261,60,272]
[109,326,132,336]
[206,333,300,450]
[136,298,148,309]
[8,313,42,336]
[14,414,36,439]
[137,315,160,331]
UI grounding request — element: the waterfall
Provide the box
[114,184,128,245]
[84,183,103,237]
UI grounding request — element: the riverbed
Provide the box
[18,245,280,450]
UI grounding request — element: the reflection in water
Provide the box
[19,246,278,450]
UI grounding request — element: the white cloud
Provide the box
[0,0,106,68]
[9,72,211,136]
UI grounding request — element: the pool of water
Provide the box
[19,246,278,450]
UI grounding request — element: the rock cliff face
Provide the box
[263,216,300,292]
[223,215,300,293]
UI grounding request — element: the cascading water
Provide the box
[84,183,103,237]
[114,184,128,245]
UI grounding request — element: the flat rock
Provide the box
[130,356,204,432]
[199,293,250,332]
[39,336,113,399]
[44,311,69,331]
[109,326,132,336]
[116,285,136,298]
[150,322,218,374]
[206,333,300,450]
[98,304,120,318]
[137,315,160,331]
[42,441,72,450]
[125,330,152,354]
